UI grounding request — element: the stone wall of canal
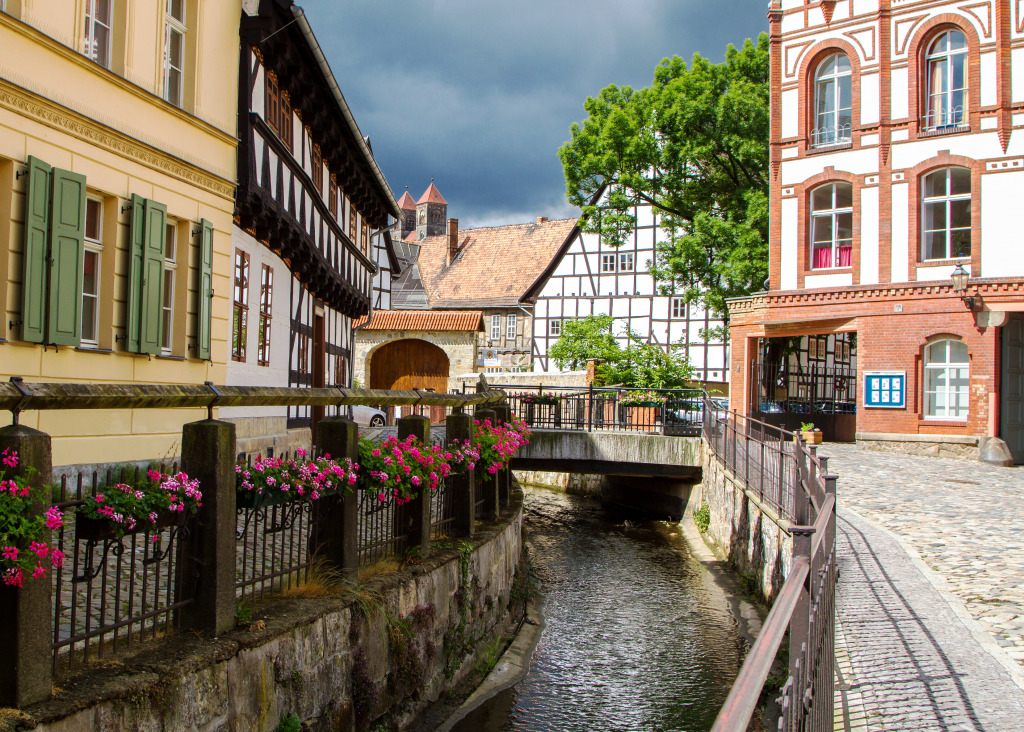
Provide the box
[696,442,792,603]
[21,492,525,732]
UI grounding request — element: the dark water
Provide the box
[452,486,750,732]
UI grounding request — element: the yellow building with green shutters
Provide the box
[0,2,240,467]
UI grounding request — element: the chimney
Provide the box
[448,218,459,263]
[537,216,548,223]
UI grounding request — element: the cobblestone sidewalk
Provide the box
[821,444,1024,667]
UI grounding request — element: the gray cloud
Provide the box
[302,0,768,227]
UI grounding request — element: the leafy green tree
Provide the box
[559,34,770,322]
[547,314,621,371]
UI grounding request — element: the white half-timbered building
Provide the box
[224,0,399,452]
[526,198,730,387]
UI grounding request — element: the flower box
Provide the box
[801,430,823,445]
[75,508,187,542]
[625,405,659,427]
[236,488,336,510]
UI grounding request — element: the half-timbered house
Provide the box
[526,195,730,388]
[224,0,399,452]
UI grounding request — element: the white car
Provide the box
[351,405,386,428]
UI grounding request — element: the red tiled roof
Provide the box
[397,191,416,210]
[417,218,578,307]
[353,310,483,331]
[416,183,448,205]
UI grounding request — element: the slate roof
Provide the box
[353,310,483,331]
[417,218,578,308]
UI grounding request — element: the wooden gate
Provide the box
[369,339,450,423]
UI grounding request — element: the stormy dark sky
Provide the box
[302,1,768,228]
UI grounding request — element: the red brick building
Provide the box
[728,0,1024,463]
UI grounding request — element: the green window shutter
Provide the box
[139,199,167,355]
[198,218,214,360]
[20,156,52,344]
[47,168,86,346]
[127,194,146,353]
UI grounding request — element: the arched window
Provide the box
[810,182,853,269]
[922,167,970,260]
[813,53,852,147]
[923,339,969,419]
[924,30,967,129]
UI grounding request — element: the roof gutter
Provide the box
[290,6,401,220]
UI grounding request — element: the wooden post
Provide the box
[0,425,52,707]
[475,407,499,520]
[446,410,475,537]
[313,417,359,583]
[179,419,236,636]
[397,415,432,554]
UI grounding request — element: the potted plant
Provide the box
[0,449,65,587]
[77,468,202,540]
[236,448,357,509]
[800,422,823,445]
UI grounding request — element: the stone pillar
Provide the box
[492,404,512,506]
[0,425,52,707]
[475,408,499,520]
[446,411,475,537]
[314,417,359,583]
[180,419,236,636]
[397,415,432,554]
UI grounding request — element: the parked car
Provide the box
[759,401,785,414]
[709,397,730,412]
[813,401,857,415]
[351,405,386,428]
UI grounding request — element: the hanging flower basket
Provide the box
[77,470,202,540]
[236,450,357,510]
[75,508,187,542]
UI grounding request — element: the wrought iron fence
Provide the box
[707,394,837,732]
[50,463,193,674]
[487,384,705,436]
[753,361,857,417]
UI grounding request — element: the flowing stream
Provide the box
[451,485,753,732]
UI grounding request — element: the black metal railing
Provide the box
[483,384,706,436]
[50,463,193,674]
[707,393,837,731]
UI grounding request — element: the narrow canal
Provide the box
[451,485,754,732]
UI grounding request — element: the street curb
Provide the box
[842,505,1024,693]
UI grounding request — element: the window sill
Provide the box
[156,354,186,361]
[919,418,968,425]
[75,346,114,354]
[918,257,970,266]
[806,266,853,273]
[806,141,853,155]
[918,125,970,138]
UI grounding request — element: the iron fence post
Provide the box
[588,384,594,432]
[788,526,815,731]
[0,424,53,707]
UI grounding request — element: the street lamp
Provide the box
[950,262,977,310]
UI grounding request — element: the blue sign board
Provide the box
[864,371,906,409]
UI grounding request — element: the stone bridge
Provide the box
[510,429,703,518]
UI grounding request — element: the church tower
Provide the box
[415,182,448,239]
[394,189,416,240]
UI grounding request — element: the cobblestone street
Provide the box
[820,444,1024,730]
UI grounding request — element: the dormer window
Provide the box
[923,30,967,130]
[813,53,852,147]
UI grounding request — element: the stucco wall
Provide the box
[697,441,793,603]
[22,492,525,732]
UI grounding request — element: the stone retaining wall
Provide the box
[15,492,525,732]
[512,469,603,496]
[697,442,792,603]
[855,431,979,460]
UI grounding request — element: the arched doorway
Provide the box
[369,339,450,423]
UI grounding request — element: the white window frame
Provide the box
[490,314,502,342]
[810,182,854,270]
[619,252,634,272]
[923,339,969,420]
[163,0,187,107]
[161,221,177,355]
[81,196,104,346]
[601,253,616,273]
[813,53,852,147]
[671,297,685,319]
[549,319,561,337]
[84,0,113,68]
[921,167,971,261]
[924,29,968,130]
[506,313,517,341]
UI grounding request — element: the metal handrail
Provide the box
[710,556,811,732]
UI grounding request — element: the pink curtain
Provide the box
[813,247,832,269]
[837,245,852,267]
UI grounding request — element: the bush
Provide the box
[693,502,711,533]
